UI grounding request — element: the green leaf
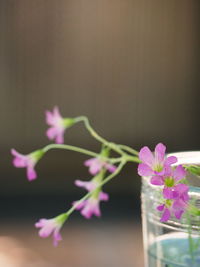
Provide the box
[186,165,200,176]
[188,205,200,216]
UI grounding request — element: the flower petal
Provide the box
[81,204,94,219]
[92,205,101,217]
[11,149,27,167]
[35,219,47,228]
[11,149,22,158]
[45,107,66,144]
[84,158,96,167]
[46,127,57,140]
[163,166,172,177]
[45,111,54,125]
[139,146,154,167]
[53,230,62,247]
[160,208,170,222]
[81,199,101,219]
[163,187,173,199]
[150,176,164,186]
[105,163,117,173]
[138,163,154,176]
[155,143,166,163]
[55,133,64,144]
[84,158,103,175]
[74,180,95,191]
[99,192,109,201]
[157,204,165,211]
[13,157,27,168]
[53,106,62,120]
[164,156,177,166]
[27,167,37,181]
[173,198,186,210]
[173,165,186,181]
[174,184,189,197]
[38,223,54,238]
[174,210,184,220]
[72,200,86,210]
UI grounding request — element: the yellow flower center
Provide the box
[164,177,175,187]
[154,164,163,172]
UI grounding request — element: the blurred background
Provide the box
[0,0,199,266]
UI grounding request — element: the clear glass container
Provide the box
[141,152,200,267]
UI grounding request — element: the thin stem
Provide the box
[110,155,140,164]
[125,156,141,163]
[42,144,139,164]
[74,116,125,156]
[42,144,139,165]
[118,145,139,156]
[43,144,101,158]
[42,143,125,164]
[186,212,195,263]
[66,160,126,216]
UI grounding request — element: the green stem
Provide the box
[43,144,110,161]
[110,155,140,164]
[118,145,139,156]
[186,212,195,262]
[40,116,140,222]
[66,160,126,216]
[74,116,126,156]
[42,143,136,164]
[126,156,141,163]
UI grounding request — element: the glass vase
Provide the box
[141,152,200,267]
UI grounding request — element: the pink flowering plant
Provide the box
[11,107,200,247]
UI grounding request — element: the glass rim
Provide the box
[169,151,200,193]
[168,150,200,165]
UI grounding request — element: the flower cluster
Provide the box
[11,106,195,247]
[11,149,44,181]
[138,143,189,221]
[11,107,118,245]
[35,213,68,247]
[73,178,109,219]
[84,157,116,175]
[46,106,75,144]
[73,153,116,219]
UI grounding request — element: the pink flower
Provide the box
[84,157,117,175]
[46,106,74,144]
[157,184,189,222]
[149,162,189,222]
[73,194,109,219]
[11,149,44,181]
[35,217,64,247]
[138,143,177,177]
[73,179,109,219]
[74,179,96,191]
[150,165,186,187]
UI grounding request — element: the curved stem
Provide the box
[42,144,139,164]
[126,156,141,163]
[42,143,127,164]
[118,145,139,156]
[43,144,101,158]
[74,116,125,156]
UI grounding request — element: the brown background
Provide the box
[0,0,199,195]
[0,1,199,266]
